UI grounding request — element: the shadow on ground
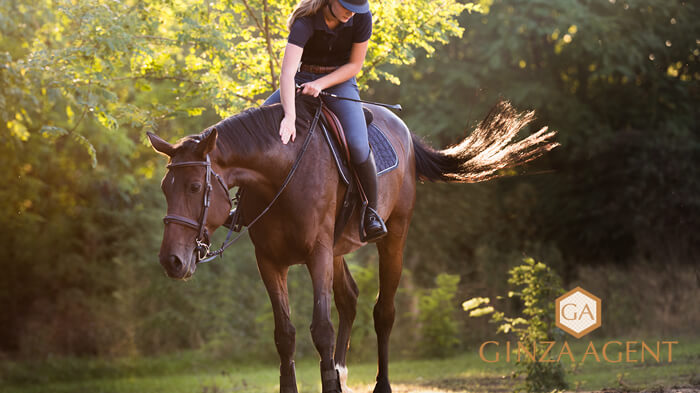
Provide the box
[350,376,515,393]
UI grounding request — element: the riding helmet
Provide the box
[337,0,370,14]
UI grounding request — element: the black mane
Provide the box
[201,95,320,157]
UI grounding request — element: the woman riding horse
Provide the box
[147,1,558,390]
[262,0,387,242]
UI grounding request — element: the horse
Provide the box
[147,94,557,393]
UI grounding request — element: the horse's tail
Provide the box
[411,101,559,183]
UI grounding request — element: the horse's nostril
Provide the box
[160,254,184,275]
[167,255,183,271]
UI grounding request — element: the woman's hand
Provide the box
[279,115,296,144]
[300,80,324,97]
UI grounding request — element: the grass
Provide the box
[1,337,698,393]
[560,338,700,391]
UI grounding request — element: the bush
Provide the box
[347,257,380,361]
[418,273,461,358]
[464,258,567,393]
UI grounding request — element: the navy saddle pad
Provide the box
[321,121,399,185]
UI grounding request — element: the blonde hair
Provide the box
[287,0,327,30]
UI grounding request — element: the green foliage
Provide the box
[1,0,697,363]
[1,0,481,156]
[417,273,461,358]
[466,258,567,392]
[0,0,487,358]
[346,256,379,361]
[386,0,699,344]
[383,0,699,313]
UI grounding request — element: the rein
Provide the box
[163,99,324,264]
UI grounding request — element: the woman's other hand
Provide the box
[300,80,324,97]
[279,115,296,144]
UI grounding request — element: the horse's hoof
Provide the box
[322,368,342,393]
[372,380,392,393]
[336,365,353,393]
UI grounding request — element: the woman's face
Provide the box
[330,0,355,23]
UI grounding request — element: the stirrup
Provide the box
[359,204,387,243]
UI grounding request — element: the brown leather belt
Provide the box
[299,63,340,74]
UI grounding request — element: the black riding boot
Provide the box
[355,152,388,242]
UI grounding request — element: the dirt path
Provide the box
[348,376,515,393]
[347,379,700,393]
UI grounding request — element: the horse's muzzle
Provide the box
[160,254,194,280]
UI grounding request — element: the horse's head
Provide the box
[147,129,232,280]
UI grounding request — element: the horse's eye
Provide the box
[189,183,202,193]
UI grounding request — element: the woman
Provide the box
[263,0,387,242]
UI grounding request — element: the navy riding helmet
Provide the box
[337,0,370,14]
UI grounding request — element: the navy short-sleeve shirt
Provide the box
[287,10,372,67]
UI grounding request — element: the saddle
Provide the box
[226,104,398,243]
[318,105,400,243]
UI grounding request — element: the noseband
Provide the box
[163,154,232,260]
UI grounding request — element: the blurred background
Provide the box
[0,0,698,381]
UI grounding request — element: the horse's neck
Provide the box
[211,138,295,199]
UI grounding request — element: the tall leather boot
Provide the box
[355,152,388,242]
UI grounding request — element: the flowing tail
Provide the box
[412,101,559,183]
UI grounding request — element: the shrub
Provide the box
[418,273,461,358]
[464,258,567,393]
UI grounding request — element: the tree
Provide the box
[384,0,700,286]
[1,0,484,155]
[0,0,490,356]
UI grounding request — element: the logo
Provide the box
[555,287,601,338]
[476,286,679,364]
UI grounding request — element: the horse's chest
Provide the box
[248,211,322,263]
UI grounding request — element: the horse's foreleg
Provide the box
[372,217,409,393]
[307,243,341,393]
[333,256,359,393]
[259,260,298,393]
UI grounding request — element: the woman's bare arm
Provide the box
[279,43,304,144]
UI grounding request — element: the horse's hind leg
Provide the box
[333,256,359,392]
[258,259,298,393]
[372,216,410,393]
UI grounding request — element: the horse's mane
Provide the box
[188,95,320,157]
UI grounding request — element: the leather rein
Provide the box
[162,99,323,264]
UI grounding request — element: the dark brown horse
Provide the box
[147,95,557,393]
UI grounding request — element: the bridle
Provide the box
[163,154,232,261]
[161,99,324,264]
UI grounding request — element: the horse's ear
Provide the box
[147,132,176,157]
[196,128,218,156]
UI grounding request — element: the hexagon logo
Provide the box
[555,287,601,338]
